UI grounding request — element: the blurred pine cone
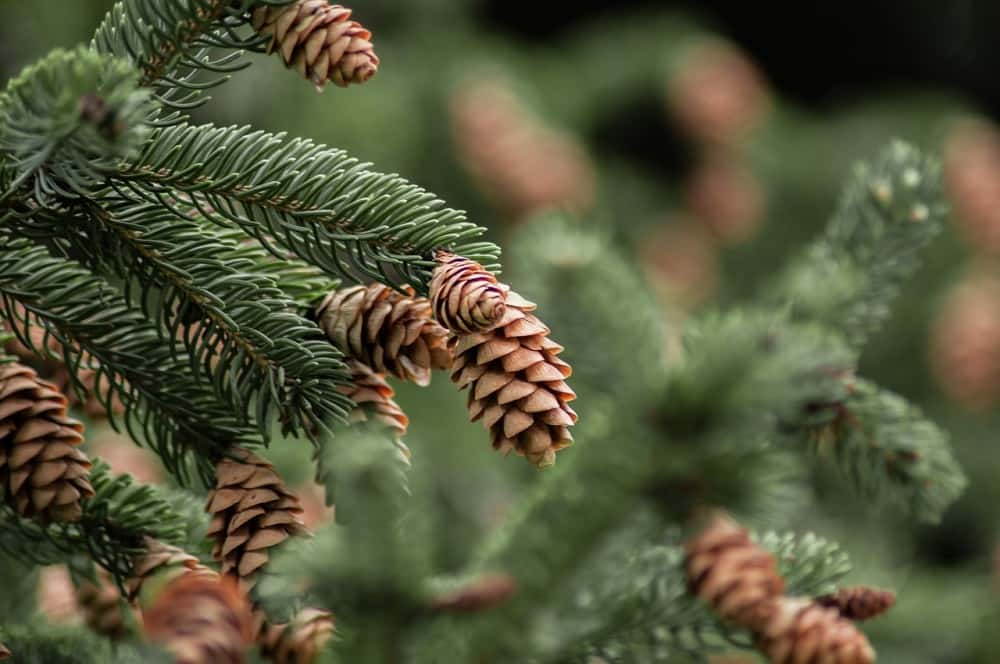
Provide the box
[816,586,895,622]
[754,597,875,664]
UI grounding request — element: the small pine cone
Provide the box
[142,572,253,664]
[0,362,93,522]
[0,642,8,660]
[338,360,410,459]
[815,586,895,622]
[37,564,81,623]
[252,1,378,90]
[429,252,508,335]
[206,449,308,594]
[127,537,215,603]
[316,283,450,386]
[257,608,335,664]
[76,572,129,640]
[754,597,875,664]
[684,514,784,630]
[429,573,518,613]
[449,282,576,467]
[944,118,1000,253]
[931,272,1000,410]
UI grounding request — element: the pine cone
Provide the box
[0,362,92,522]
[338,359,410,455]
[944,118,1000,253]
[252,1,378,90]
[207,449,308,594]
[316,284,450,386]
[142,572,253,664]
[754,597,875,664]
[684,514,784,630]
[429,252,508,334]
[816,586,895,622]
[76,572,129,640]
[449,275,577,468]
[0,641,8,660]
[257,608,335,664]
[127,537,215,603]
[429,573,518,613]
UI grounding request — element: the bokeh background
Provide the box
[4,2,1000,662]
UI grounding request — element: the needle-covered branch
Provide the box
[117,122,501,290]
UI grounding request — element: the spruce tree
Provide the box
[0,2,969,663]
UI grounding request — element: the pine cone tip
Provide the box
[816,586,896,622]
[430,252,508,334]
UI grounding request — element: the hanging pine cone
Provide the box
[127,537,215,602]
[754,597,875,664]
[429,252,508,334]
[206,448,308,594]
[0,362,93,522]
[251,1,378,90]
[76,572,129,641]
[816,586,895,622]
[684,514,785,630]
[447,264,577,467]
[338,359,410,455]
[142,572,253,664]
[257,608,335,664]
[316,284,450,386]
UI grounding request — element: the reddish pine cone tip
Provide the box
[429,573,518,613]
[684,514,785,630]
[142,573,253,664]
[0,642,9,660]
[754,597,875,664]
[430,251,508,334]
[0,362,93,523]
[256,607,335,664]
[252,1,378,90]
[816,586,896,622]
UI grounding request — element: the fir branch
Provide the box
[785,376,966,523]
[771,141,946,348]
[0,231,260,482]
[91,0,292,124]
[0,48,153,206]
[0,461,188,588]
[19,194,354,438]
[116,122,501,290]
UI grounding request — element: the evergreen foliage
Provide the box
[0,2,974,663]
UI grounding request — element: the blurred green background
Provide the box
[5,2,1000,661]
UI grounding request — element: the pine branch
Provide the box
[0,230,260,481]
[770,141,946,349]
[0,461,189,588]
[783,376,966,523]
[15,194,354,438]
[116,122,501,290]
[91,0,291,124]
[0,48,153,206]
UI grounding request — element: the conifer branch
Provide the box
[117,122,501,290]
[0,231,260,481]
[771,141,946,348]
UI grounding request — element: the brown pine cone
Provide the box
[76,572,129,640]
[338,359,410,459]
[257,608,335,664]
[816,586,895,622]
[428,573,518,614]
[754,597,875,664]
[429,252,508,335]
[684,514,784,630]
[931,271,1000,410]
[449,280,576,468]
[252,1,378,90]
[944,118,1000,254]
[0,362,92,522]
[142,572,253,664]
[206,449,308,594]
[316,283,450,386]
[0,641,8,660]
[127,537,215,603]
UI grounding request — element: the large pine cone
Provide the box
[76,572,129,641]
[316,284,451,386]
[257,608,335,664]
[816,586,895,622]
[754,597,875,664]
[207,449,308,594]
[142,572,253,664]
[0,362,92,522]
[684,514,784,630]
[252,1,378,90]
[429,252,507,334]
[450,287,576,467]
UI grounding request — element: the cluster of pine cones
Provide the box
[685,515,894,664]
